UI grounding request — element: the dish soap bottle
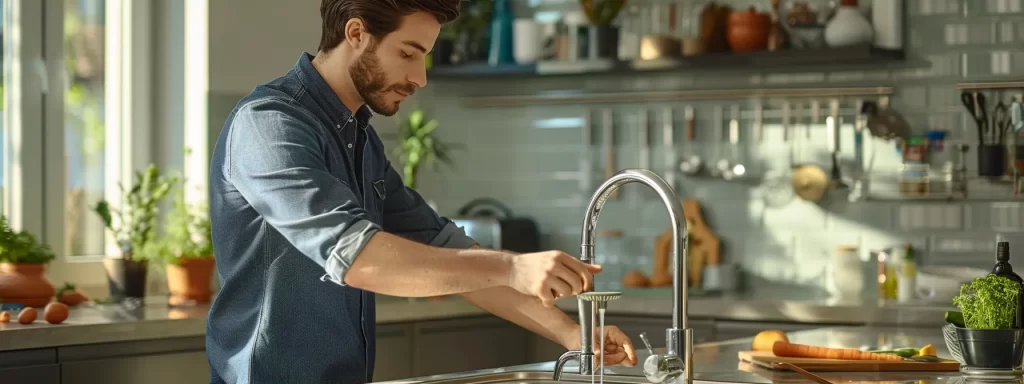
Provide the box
[897,244,917,303]
[990,241,1024,328]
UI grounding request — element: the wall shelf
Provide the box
[428,45,904,80]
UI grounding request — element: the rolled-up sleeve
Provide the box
[227,100,380,285]
[380,161,476,249]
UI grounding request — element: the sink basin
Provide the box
[378,371,650,384]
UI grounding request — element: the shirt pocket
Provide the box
[367,178,387,223]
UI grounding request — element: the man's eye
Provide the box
[401,51,413,59]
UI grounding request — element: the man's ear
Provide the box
[344,18,367,50]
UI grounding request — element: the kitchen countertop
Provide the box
[0,284,957,352]
[377,325,972,384]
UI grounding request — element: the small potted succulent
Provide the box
[93,164,178,302]
[0,216,57,307]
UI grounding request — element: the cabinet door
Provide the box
[0,365,61,384]
[412,316,527,377]
[374,323,414,381]
[61,351,209,384]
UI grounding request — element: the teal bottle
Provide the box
[487,0,514,66]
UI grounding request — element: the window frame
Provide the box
[4,0,157,288]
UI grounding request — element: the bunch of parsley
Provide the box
[953,275,1021,329]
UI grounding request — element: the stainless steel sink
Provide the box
[383,371,649,384]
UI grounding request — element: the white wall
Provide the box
[208,0,321,94]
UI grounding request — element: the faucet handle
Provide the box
[639,332,656,356]
[639,332,685,384]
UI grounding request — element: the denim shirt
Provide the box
[207,52,476,384]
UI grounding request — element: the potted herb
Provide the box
[0,216,57,307]
[946,274,1024,369]
[393,108,459,190]
[93,164,178,302]
[579,0,626,60]
[152,190,216,307]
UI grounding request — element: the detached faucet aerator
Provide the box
[552,169,693,383]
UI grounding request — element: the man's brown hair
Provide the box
[318,0,461,53]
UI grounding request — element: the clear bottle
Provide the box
[990,241,1024,328]
[897,244,917,303]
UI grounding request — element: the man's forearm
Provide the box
[460,286,580,349]
[344,232,511,297]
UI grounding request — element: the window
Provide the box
[63,0,107,257]
[3,0,155,288]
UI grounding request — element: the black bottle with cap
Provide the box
[990,241,1024,328]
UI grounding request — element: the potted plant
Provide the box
[579,0,627,60]
[393,108,460,190]
[152,190,216,307]
[93,164,178,302]
[0,216,57,307]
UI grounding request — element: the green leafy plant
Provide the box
[154,192,214,266]
[579,0,627,25]
[393,108,460,189]
[0,216,56,265]
[93,164,179,261]
[953,274,1022,329]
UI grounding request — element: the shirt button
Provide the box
[349,118,354,123]
[348,143,353,149]
[336,124,341,129]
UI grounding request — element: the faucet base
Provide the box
[665,328,694,381]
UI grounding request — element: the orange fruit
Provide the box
[752,330,789,352]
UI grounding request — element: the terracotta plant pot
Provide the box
[0,263,56,307]
[727,7,772,52]
[166,257,215,305]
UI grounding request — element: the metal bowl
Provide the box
[944,325,1024,370]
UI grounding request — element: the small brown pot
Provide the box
[727,7,772,52]
[0,263,56,307]
[166,257,215,305]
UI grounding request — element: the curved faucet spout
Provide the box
[579,169,689,360]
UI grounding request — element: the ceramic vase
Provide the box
[824,0,873,47]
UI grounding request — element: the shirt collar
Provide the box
[294,52,372,130]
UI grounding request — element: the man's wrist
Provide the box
[558,322,583,350]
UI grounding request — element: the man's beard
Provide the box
[350,41,415,117]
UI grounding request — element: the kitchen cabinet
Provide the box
[58,336,209,384]
[412,316,528,377]
[373,324,415,381]
[0,349,60,384]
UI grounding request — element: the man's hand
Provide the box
[506,251,602,308]
[564,325,638,367]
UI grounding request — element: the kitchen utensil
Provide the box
[720,105,746,180]
[1011,95,1024,133]
[791,103,829,202]
[662,107,676,188]
[827,99,848,190]
[961,91,988,145]
[453,198,540,253]
[737,350,960,372]
[992,99,1011,145]
[708,106,726,178]
[679,106,702,176]
[581,109,594,194]
[761,102,796,207]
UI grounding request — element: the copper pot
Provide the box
[727,7,772,52]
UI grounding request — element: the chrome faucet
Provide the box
[553,169,692,383]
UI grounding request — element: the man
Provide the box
[206,1,638,383]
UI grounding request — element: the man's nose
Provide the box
[409,63,427,88]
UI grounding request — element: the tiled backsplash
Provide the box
[208,0,1024,290]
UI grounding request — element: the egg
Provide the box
[44,303,69,324]
[17,307,37,324]
[0,311,10,323]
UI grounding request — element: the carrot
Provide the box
[772,341,904,361]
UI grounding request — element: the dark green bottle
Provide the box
[990,241,1024,328]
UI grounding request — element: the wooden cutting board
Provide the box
[737,351,960,372]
